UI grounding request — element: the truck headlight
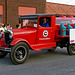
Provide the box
[0,32,2,38]
[9,34,13,39]
[8,30,13,39]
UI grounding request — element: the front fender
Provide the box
[10,38,41,51]
[10,38,30,46]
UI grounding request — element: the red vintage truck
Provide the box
[0,14,75,64]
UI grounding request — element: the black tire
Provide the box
[48,47,56,52]
[10,42,29,65]
[0,52,7,58]
[67,44,75,55]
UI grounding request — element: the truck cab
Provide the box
[18,14,56,50]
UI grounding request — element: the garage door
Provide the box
[0,5,3,24]
[18,7,36,15]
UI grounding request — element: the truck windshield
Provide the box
[22,19,37,27]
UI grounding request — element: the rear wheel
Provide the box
[10,42,29,65]
[48,47,56,52]
[67,44,75,55]
[0,52,7,58]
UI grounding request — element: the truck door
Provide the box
[37,16,55,44]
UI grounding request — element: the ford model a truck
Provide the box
[0,14,75,64]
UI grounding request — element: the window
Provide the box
[23,19,37,27]
[0,15,2,23]
[39,17,51,27]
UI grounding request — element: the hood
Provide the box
[11,27,37,35]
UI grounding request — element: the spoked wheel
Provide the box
[10,42,29,65]
[48,47,56,52]
[0,52,7,58]
[67,44,75,55]
[15,46,27,61]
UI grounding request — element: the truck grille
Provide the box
[5,32,13,44]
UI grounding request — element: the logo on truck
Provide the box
[43,30,48,37]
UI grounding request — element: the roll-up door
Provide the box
[0,5,3,24]
[18,7,36,15]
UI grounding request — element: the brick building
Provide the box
[46,2,75,16]
[0,0,46,28]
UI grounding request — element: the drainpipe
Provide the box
[5,0,7,24]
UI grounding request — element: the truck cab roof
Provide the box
[19,14,55,19]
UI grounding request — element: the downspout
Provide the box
[5,0,7,24]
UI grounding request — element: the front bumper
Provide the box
[0,47,11,53]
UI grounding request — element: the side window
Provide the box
[39,17,51,27]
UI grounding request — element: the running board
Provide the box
[31,42,56,51]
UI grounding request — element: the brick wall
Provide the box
[46,2,75,16]
[7,0,46,28]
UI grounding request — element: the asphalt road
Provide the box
[0,47,75,75]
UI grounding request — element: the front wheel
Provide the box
[10,42,29,65]
[67,44,75,55]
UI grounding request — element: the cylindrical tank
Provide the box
[67,23,73,35]
[60,23,66,36]
[74,23,75,28]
